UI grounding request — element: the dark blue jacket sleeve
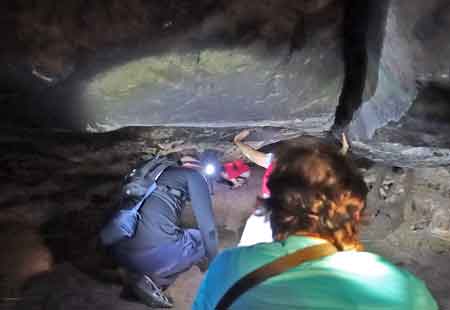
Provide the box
[187,171,218,261]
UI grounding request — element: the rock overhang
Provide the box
[1,0,450,166]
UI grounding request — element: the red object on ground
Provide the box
[223,160,250,179]
[261,162,275,197]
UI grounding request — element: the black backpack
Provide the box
[100,155,177,246]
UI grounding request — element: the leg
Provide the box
[113,229,206,288]
[112,230,206,308]
[149,229,206,287]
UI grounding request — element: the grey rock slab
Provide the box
[83,40,343,132]
[349,0,450,146]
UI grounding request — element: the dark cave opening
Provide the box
[373,82,450,148]
[332,0,369,132]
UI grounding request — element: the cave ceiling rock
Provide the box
[55,0,450,166]
[347,0,416,141]
[9,0,343,136]
[141,126,307,161]
[83,32,343,133]
[348,0,450,166]
[76,0,345,161]
[2,0,450,167]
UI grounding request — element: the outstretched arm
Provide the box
[234,130,270,168]
[187,171,218,261]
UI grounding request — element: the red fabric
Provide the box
[261,162,275,197]
[223,160,250,179]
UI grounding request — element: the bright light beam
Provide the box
[204,164,215,176]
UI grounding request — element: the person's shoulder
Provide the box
[324,251,423,282]
[205,244,281,290]
[210,242,283,272]
[326,250,398,269]
[320,251,437,308]
[210,246,250,263]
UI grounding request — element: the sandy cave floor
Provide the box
[0,127,449,309]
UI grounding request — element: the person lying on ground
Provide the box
[220,159,251,189]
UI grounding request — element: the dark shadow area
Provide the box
[332,0,369,132]
[411,82,450,124]
[0,0,344,131]
[373,81,450,148]
[363,0,390,95]
[40,208,119,281]
[0,125,265,309]
[332,0,390,135]
[414,2,450,41]
[16,268,128,310]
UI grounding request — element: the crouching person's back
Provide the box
[193,138,438,310]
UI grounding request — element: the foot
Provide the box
[131,275,173,308]
[120,285,140,302]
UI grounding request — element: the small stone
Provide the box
[429,207,450,242]
[379,187,387,198]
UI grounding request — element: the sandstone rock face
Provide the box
[348,0,450,166]
[0,0,345,135]
[83,39,342,132]
[348,0,417,141]
[1,0,450,166]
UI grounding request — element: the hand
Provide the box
[233,129,251,144]
[340,133,350,155]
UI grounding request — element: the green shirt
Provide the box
[193,236,437,309]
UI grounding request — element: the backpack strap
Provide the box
[133,155,160,178]
[131,161,176,213]
[147,161,175,181]
[215,242,337,310]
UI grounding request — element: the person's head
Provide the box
[177,149,201,169]
[179,149,221,176]
[267,137,368,251]
[180,155,202,169]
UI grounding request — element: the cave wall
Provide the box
[346,0,450,166]
[0,0,345,133]
[349,0,450,140]
[1,0,450,166]
[348,0,415,140]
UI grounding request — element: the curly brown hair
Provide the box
[267,137,368,251]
